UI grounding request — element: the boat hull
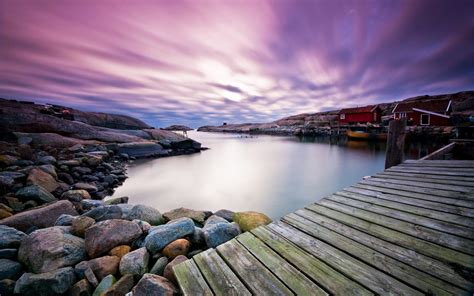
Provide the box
[347,129,387,141]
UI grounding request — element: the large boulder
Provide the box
[26,168,59,192]
[163,207,210,224]
[214,209,235,222]
[116,142,167,158]
[233,211,272,232]
[0,259,22,280]
[18,226,86,273]
[144,218,194,254]
[126,204,164,225]
[14,267,76,296]
[0,225,26,248]
[119,247,149,277]
[132,273,178,296]
[0,200,78,232]
[85,219,142,258]
[75,256,120,281]
[15,185,57,204]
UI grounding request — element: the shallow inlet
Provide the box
[111,131,441,219]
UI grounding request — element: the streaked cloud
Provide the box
[1,0,473,127]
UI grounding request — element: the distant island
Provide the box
[198,91,474,138]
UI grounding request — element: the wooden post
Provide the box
[385,119,406,169]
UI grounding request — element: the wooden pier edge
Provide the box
[174,159,474,295]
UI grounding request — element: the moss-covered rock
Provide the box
[232,211,272,232]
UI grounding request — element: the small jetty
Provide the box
[174,159,474,295]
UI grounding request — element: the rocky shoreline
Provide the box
[0,99,273,295]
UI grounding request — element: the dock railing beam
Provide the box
[385,118,406,169]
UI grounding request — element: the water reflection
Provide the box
[111,131,444,219]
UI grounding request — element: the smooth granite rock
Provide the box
[144,218,194,254]
[126,205,164,225]
[109,245,131,259]
[132,273,178,296]
[75,256,120,281]
[71,216,95,237]
[102,274,134,296]
[163,207,210,224]
[150,257,168,276]
[0,225,26,248]
[85,219,142,258]
[15,185,56,204]
[203,222,241,248]
[55,214,75,226]
[162,239,190,259]
[18,226,86,273]
[83,205,122,222]
[68,278,92,296]
[0,249,17,259]
[0,200,78,232]
[92,274,116,296]
[26,168,59,192]
[119,247,149,277]
[203,215,228,228]
[0,259,22,280]
[214,209,235,222]
[14,267,76,296]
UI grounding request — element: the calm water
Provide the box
[111,131,441,219]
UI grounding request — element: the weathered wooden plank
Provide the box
[236,232,328,296]
[387,166,474,177]
[193,249,251,296]
[397,165,474,172]
[293,208,474,293]
[267,222,423,295]
[318,199,474,254]
[251,226,373,295]
[360,179,474,199]
[380,170,474,182]
[306,203,474,269]
[376,172,474,187]
[403,160,474,167]
[216,239,294,295]
[347,186,474,218]
[283,212,468,295]
[368,176,474,193]
[174,259,214,296]
[336,189,474,228]
[328,194,474,238]
[353,184,474,208]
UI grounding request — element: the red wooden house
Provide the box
[392,99,452,126]
[338,105,381,124]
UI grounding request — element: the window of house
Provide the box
[420,114,430,125]
[340,114,345,120]
[399,112,406,118]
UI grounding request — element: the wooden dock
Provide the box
[174,160,474,295]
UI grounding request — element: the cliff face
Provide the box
[198,91,474,135]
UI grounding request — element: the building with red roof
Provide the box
[338,105,381,124]
[392,99,452,126]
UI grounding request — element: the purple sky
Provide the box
[1,0,473,127]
